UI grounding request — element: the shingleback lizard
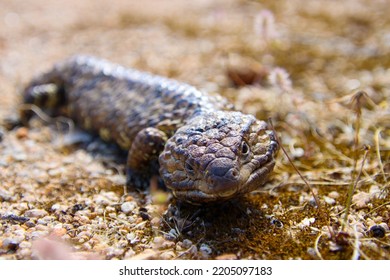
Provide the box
[22,55,279,204]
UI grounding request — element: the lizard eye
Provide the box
[241,141,250,157]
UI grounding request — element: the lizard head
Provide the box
[159,111,279,204]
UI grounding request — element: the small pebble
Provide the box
[352,191,370,209]
[2,236,25,249]
[108,212,117,218]
[105,247,124,258]
[117,240,128,248]
[160,251,176,260]
[12,153,27,162]
[199,243,212,256]
[13,229,26,236]
[165,228,178,240]
[51,228,67,238]
[30,231,49,239]
[150,217,161,227]
[24,209,48,218]
[16,202,29,211]
[37,215,56,225]
[153,236,176,249]
[82,242,92,251]
[153,236,164,247]
[77,231,92,241]
[328,191,340,199]
[307,247,319,258]
[15,127,29,139]
[126,232,139,244]
[121,201,137,214]
[94,196,110,206]
[323,196,336,205]
[161,240,175,249]
[35,224,48,231]
[298,217,315,230]
[17,248,33,259]
[182,239,193,249]
[96,208,104,214]
[215,253,237,260]
[117,213,127,220]
[105,206,116,213]
[0,189,12,201]
[25,221,36,228]
[48,167,66,177]
[3,114,22,130]
[291,147,304,157]
[74,215,90,224]
[124,248,136,259]
[18,241,32,249]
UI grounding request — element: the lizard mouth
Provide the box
[171,158,276,204]
[240,159,275,193]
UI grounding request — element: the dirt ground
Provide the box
[0,0,389,259]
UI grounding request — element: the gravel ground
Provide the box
[0,0,389,259]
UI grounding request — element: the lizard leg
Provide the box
[126,127,168,190]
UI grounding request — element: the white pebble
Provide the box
[30,231,48,239]
[182,239,193,249]
[2,236,25,247]
[298,217,315,230]
[24,209,48,218]
[17,248,32,259]
[16,203,29,211]
[199,243,212,255]
[0,189,12,201]
[105,206,116,213]
[328,191,340,199]
[108,213,117,218]
[94,196,110,206]
[51,204,61,211]
[323,196,336,205]
[37,215,56,225]
[19,241,32,249]
[127,232,139,244]
[121,201,137,214]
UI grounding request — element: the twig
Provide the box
[342,91,370,230]
[374,128,387,184]
[350,225,360,260]
[314,232,325,260]
[268,118,321,207]
[342,145,370,229]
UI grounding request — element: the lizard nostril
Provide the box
[231,169,239,178]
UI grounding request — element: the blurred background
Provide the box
[2,0,390,114]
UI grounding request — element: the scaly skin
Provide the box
[22,55,278,204]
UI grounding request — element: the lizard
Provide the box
[22,55,279,204]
